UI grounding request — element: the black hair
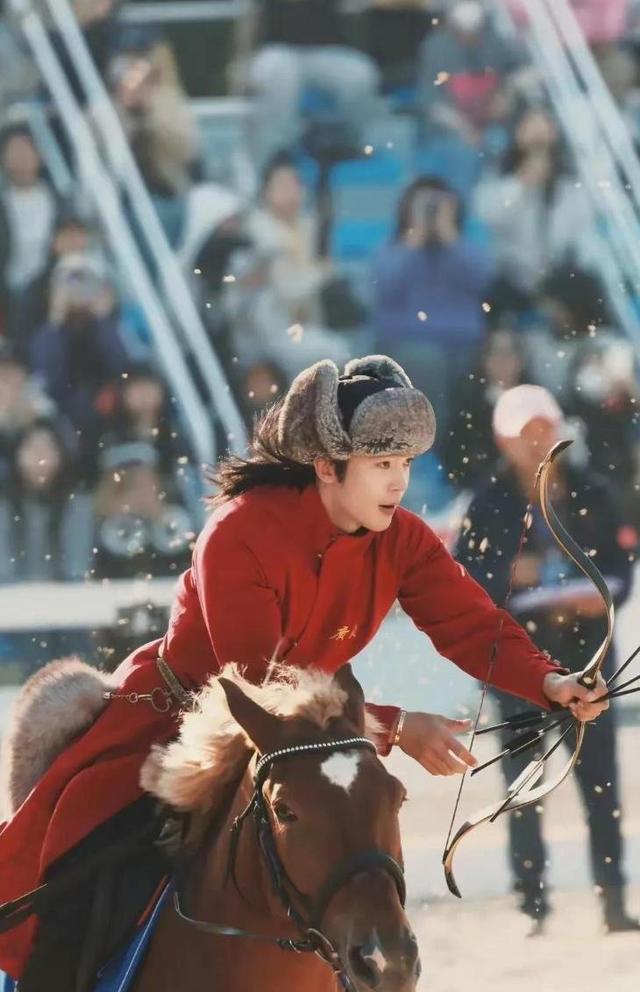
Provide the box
[54,202,89,231]
[0,123,35,156]
[260,150,299,195]
[209,399,346,506]
[13,416,77,500]
[541,263,611,333]
[394,174,464,239]
[500,105,568,202]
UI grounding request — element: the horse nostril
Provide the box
[348,944,381,989]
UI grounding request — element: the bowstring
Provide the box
[442,494,535,856]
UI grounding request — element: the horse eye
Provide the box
[273,802,298,824]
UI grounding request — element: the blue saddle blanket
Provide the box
[0,883,171,992]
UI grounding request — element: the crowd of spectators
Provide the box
[1,0,640,609]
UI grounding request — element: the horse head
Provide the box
[142,663,420,992]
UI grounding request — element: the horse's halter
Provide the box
[173,736,407,990]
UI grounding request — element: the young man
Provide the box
[0,357,607,988]
[455,383,638,933]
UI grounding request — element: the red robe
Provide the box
[0,483,559,976]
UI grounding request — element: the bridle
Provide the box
[173,736,407,990]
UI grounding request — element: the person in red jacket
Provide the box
[0,354,607,989]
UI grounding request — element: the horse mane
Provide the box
[141,664,383,813]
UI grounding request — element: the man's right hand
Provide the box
[399,712,477,776]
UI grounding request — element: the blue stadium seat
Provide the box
[386,85,419,115]
[330,153,405,222]
[463,215,492,250]
[362,114,417,172]
[330,217,392,262]
[330,152,405,188]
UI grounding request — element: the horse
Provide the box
[132,662,420,992]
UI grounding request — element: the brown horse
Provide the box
[135,663,420,992]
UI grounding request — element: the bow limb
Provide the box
[443,439,614,898]
[535,440,614,687]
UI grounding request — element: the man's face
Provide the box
[498,417,560,473]
[1,133,41,187]
[316,454,414,533]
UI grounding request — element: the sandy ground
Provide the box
[411,887,640,992]
[389,721,640,992]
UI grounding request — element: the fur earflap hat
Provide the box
[277,355,436,463]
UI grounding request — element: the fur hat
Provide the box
[277,355,436,463]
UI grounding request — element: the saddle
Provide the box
[0,659,178,992]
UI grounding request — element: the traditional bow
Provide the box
[442,439,615,898]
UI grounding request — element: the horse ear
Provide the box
[218,678,282,754]
[333,664,365,733]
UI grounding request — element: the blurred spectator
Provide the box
[235,0,380,164]
[566,332,640,522]
[0,416,92,582]
[0,340,55,492]
[97,363,191,479]
[524,263,611,398]
[177,183,247,349]
[107,36,200,242]
[455,384,639,934]
[475,106,595,311]
[418,2,524,147]
[6,204,98,349]
[49,0,122,104]
[599,44,640,146]
[72,0,122,76]
[372,175,493,439]
[234,356,289,428]
[223,154,353,379]
[365,0,433,91]
[443,326,531,490]
[29,253,130,479]
[0,125,58,326]
[93,442,194,579]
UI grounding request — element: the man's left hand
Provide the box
[543,671,609,722]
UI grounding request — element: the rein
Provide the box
[173,736,407,990]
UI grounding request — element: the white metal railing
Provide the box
[496,0,640,346]
[9,0,216,466]
[44,0,248,455]
[120,1,248,24]
[549,0,640,214]
[529,0,640,291]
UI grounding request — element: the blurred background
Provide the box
[1,1,640,987]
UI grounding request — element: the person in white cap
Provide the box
[456,383,639,934]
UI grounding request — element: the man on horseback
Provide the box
[0,355,607,990]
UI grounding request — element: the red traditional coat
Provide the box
[0,483,560,976]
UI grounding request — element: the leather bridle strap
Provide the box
[172,886,313,952]
[173,736,406,990]
[310,850,407,928]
